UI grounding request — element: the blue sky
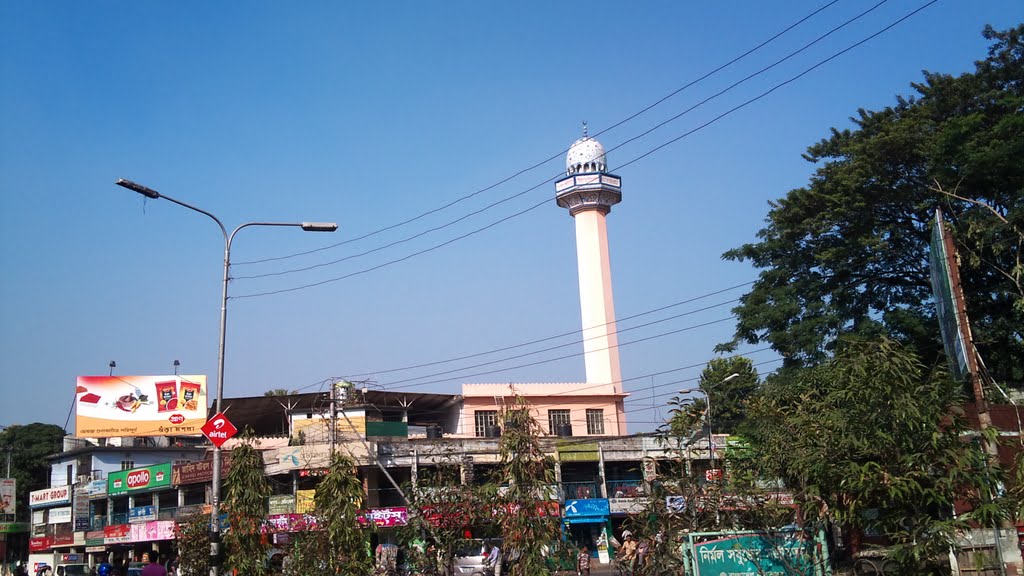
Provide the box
[1,1,1020,433]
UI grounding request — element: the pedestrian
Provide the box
[636,537,650,570]
[140,552,166,576]
[576,545,591,576]
[618,531,638,575]
[484,540,502,576]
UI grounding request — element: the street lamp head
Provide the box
[722,373,741,383]
[116,178,160,199]
[301,222,338,232]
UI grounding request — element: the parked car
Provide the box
[126,562,144,576]
[55,565,89,576]
[452,539,502,576]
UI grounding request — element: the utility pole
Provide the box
[329,382,337,458]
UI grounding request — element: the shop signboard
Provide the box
[60,554,82,563]
[1,478,15,515]
[108,463,171,496]
[562,498,610,524]
[75,375,207,438]
[103,524,131,545]
[295,490,316,514]
[268,495,295,515]
[130,505,156,522]
[688,530,828,576]
[263,514,318,534]
[51,532,75,547]
[73,488,91,530]
[82,480,107,498]
[29,537,51,551]
[361,507,408,528]
[608,497,650,515]
[129,520,176,542]
[30,485,71,508]
[0,523,28,534]
[172,457,230,485]
[48,507,72,524]
[85,531,105,547]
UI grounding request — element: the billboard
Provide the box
[30,486,71,508]
[108,464,172,496]
[1,479,14,515]
[929,210,970,382]
[75,375,207,437]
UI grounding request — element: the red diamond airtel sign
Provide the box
[201,413,238,448]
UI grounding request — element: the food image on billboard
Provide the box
[75,375,207,437]
[1,478,15,515]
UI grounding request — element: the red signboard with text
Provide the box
[201,413,238,447]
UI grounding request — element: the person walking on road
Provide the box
[576,545,591,576]
[140,553,166,576]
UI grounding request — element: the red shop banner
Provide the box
[29,537,51,552]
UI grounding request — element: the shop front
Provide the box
[562,498,612,564]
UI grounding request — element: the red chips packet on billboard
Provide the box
[80,393,101,404]
[154,381,178,412]
[180,381,201,411]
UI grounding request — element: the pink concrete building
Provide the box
[460,130,629,437]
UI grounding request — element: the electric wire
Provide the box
[234,1,884,282]
[233,0,842,267]
[359,298,737,388]
[233,2,936,300]
[345,280,752,377]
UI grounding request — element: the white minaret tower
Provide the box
[555,126,626,429]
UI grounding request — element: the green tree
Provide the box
[0,423,65,522]
[399,463,484,575]
[263,389,297,396]
[222,434,271,576]
[492,398,564,576]
[174,512,211,576]
[746,337,1006,572]
[720,25,1024,385]
[697,357,759,435]
[288,452,374,576]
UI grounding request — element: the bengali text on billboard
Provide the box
[75,375,207,438]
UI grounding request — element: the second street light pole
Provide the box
[116,179,337,576]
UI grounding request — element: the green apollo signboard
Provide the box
[108,463,172,496]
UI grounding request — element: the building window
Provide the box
[120,460,134,471]
[548,410,571,435]
[474,411,497,437]
[586,409,605,435]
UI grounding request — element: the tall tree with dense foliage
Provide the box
[0,423,65,522]
[174,512,211,576]
[400,463,484,575]
[492,398,564,576]
[746,337,1007,572]
[222,435,272,576]
[720,25,1024,385]
[696,356,759,435]
[289,451,374,576]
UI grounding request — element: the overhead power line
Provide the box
[232,0,842,268]
[234,0,883,283]
[344,280,754,377]
[233,1,934,300]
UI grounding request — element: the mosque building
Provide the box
[460,129,630,437]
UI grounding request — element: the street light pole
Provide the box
[116,179,337,576]
[679,372,739,477]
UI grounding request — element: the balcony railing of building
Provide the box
[90,516,108,530]
[606,479,645,498]
[561,481,600,500]
[366,487,406,508]
[110,512,129,525]
[157,507,178,521]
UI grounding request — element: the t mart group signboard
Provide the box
[108,464,171,496]
[30,485,71,508]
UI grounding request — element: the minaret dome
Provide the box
[566,136,608,175]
